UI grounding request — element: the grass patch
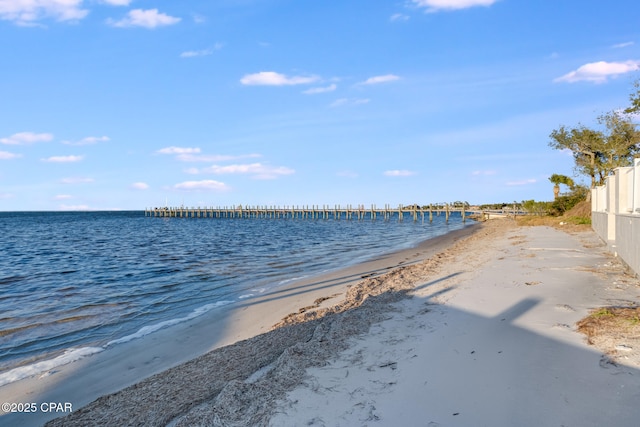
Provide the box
[515,213,591,231]
[577,306,640,345]
[563,215,591,225]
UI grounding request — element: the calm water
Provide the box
[0,211,470,385]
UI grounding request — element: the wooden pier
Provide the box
[144,204,477,223]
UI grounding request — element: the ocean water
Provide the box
[0,210,471,386]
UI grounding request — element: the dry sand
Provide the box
[2,219,639,426]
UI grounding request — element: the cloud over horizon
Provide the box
[108,9,181,28]
[240,72,320,86]
[131,182,149,190]
[187,163,295,180]
[412,0,498,12]
[173,180,230,191]
[63,136,110,146]
[157,146,202,155]
[180,43,223,58]
[0,150,21,160]
[554,60,640,83]
[303,84,337,94]
[0,0,88,25]
[42,155,84,163]
[101,0,131,5]
[360,74,400,85]
[1,132,53,145]
[384,169,417,177]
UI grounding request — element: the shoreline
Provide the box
[8,218,639,426]
[0,221,480,427]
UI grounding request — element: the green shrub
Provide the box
[549,186,588,216]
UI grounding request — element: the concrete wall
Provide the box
[591,212,608,245]
[591,158,640,277]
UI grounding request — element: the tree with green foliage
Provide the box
[548,185,589,216]
[624,79,640,114]
[548,173,574,199]
[549,110,640,188]
[521,199,551,216]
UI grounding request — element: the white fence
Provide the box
[591,158,640,276]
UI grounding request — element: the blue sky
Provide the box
[1,0,639,211]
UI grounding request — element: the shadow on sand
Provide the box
[5,269,635,427]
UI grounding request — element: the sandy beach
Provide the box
[0,221,478,427]
[2,219,640,426]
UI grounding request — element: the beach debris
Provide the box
[378,361,398,370]
[555,304,576,312]
[599,355,619,369]
[615,344,633,352]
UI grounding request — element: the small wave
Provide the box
[0,275,27,286]
[277,275,308,286]
[0,301,236,386]
[106,300,234,347]
[238,294,254,299]
[0,347,104,387]
[0,323,45,338]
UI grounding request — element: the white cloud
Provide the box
[1,132,53,145]
[0,192,15,199]
[0,151,21,160]
[506,178,536,186]
[0,0,88,25]
[303,84,337,95]
[472,170,497,176]
[194,163,295,180]
[108,8,181,28]
[240,71,320,86]
[412,0,498,12]
[173,180,230,191]
[180,43,223,58]
[612,41,634,49]
[42,155,84,163]
[390,13,409,22]
[61,177,94,184]
[554,60,640,84]
[54,194,73,200]
[157,146,201,155]
[360,74,400,85]
[131,182,149,190]
[176,153,261,162]
[330,98,370,107]
[384,170,416,177]
[63,136,110,145]
[101,0,131,5]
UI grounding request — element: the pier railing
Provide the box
[144,204,476,223]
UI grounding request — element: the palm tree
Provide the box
[549,174,575,199]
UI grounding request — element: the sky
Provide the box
[1,0,640,211]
